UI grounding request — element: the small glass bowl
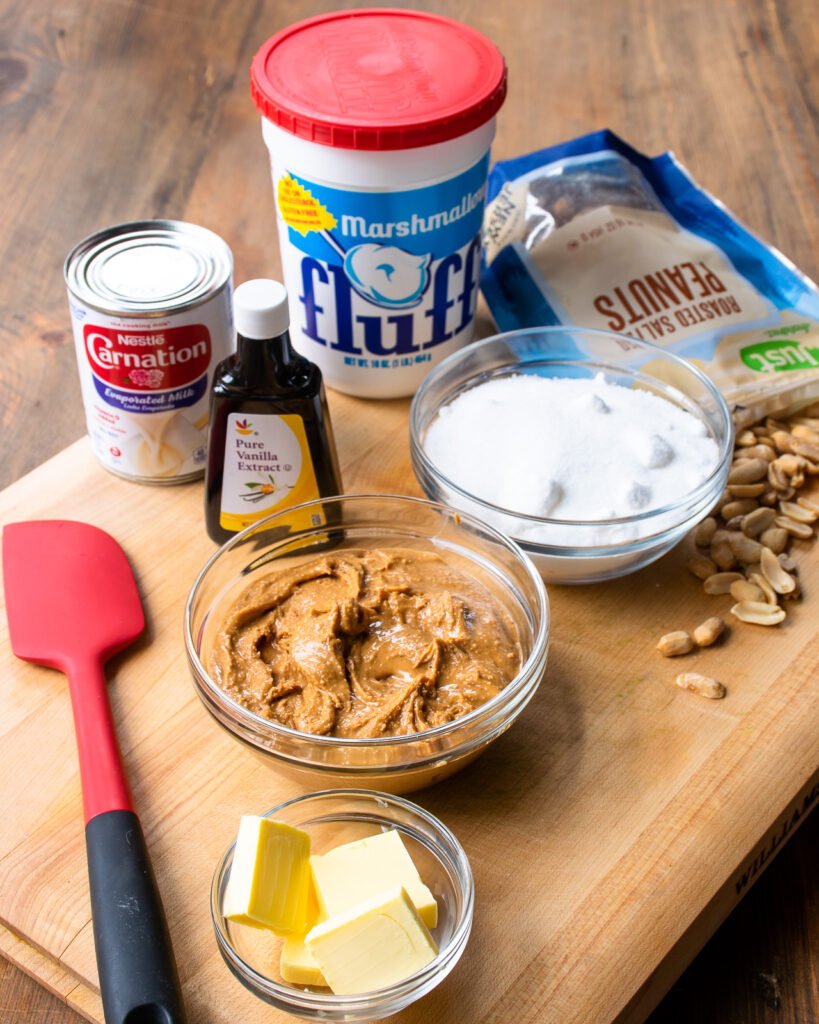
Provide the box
[410,326,734,584]
[211,790,474,1022]
[185,494,548,793]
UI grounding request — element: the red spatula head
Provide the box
[3,520,144,672]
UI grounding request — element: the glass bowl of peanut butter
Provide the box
[185,494,549,794]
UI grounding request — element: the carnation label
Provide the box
[219,412,323,533]
[65,220,234,484]
[69,301,230,483]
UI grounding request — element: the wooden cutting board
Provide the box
[1,392,817,1024]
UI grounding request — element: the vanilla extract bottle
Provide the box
[204,279,343,544]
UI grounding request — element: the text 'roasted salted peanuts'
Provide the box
[687,554,717,580]
[692,616,725,647]
[742,507,776,537]
[674,672,726,699]
[760,547,796,595]
[728,458,768,484]
[703,572,744,595]
[730,601,787,626]
[657,631,695,657]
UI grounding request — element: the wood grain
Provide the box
[0,425,817,1024]
[0,0,817,1021]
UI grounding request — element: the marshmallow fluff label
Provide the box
[273,157,489,397]
[219,413,323,533]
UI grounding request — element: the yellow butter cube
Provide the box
[224,816,310,934]
[309,829,438,929]
[279,876,327,987]
[305,886,438,995]
[280,932,327,987]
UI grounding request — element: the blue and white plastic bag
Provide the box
[481,131,819,421]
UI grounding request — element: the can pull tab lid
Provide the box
[234,279,290,339]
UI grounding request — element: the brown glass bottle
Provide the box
[204,279,342,545]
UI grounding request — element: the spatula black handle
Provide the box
[86,810,187,1024]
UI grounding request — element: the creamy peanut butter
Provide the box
[205,548,521,738]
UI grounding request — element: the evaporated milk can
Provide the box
[65,220,233,483]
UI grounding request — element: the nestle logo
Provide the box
[117,333,165,346]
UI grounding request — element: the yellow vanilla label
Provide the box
[219,413,325,533]
[277,175,337,236]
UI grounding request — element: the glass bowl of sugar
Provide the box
[410,326,733,583]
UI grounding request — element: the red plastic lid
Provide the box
[250,9,507,151]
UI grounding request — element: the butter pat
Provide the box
[224,816,310,933]
[310,829,438,928]
[305,886,438,994]
[280,932,326,987]
[279,876,326,986]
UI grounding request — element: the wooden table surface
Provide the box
[1,0,817,1022]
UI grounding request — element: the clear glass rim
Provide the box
[409,325,735,533]
[210,789,474,1012]
[184,493,550,752]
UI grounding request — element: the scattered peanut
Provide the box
[721,498,759,520]
[710,534,736,570]
[657,631,695,657]
[730,579,766,603]
[676,407,817,689]
[779,500,817,524]
[778,552,798,573]
[759,547,796,595]
[674,672,726,699]
[742,444,776,463]
[693,517,717,547]
[748,572,779,606]
[775,515,813,540]
[728,459,768,484]
[687,554,717,580]
[692,616,725,647]
[703,572,744,595]
[728,483,766,498]
[759,526,789,554]
[791,439,819,462]
[730,601,787,626]
[727,532,763,564]
[742,507,776,538]
[770,430,794,453]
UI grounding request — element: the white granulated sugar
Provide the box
[425,373,719,526]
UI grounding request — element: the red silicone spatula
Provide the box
[2,520,186,1024]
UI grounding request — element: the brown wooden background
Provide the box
[0,0,817,1021]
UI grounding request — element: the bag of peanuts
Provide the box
[482,130,819,424]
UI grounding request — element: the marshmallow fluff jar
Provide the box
[250,10,506,399]
[410,328,734,584]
